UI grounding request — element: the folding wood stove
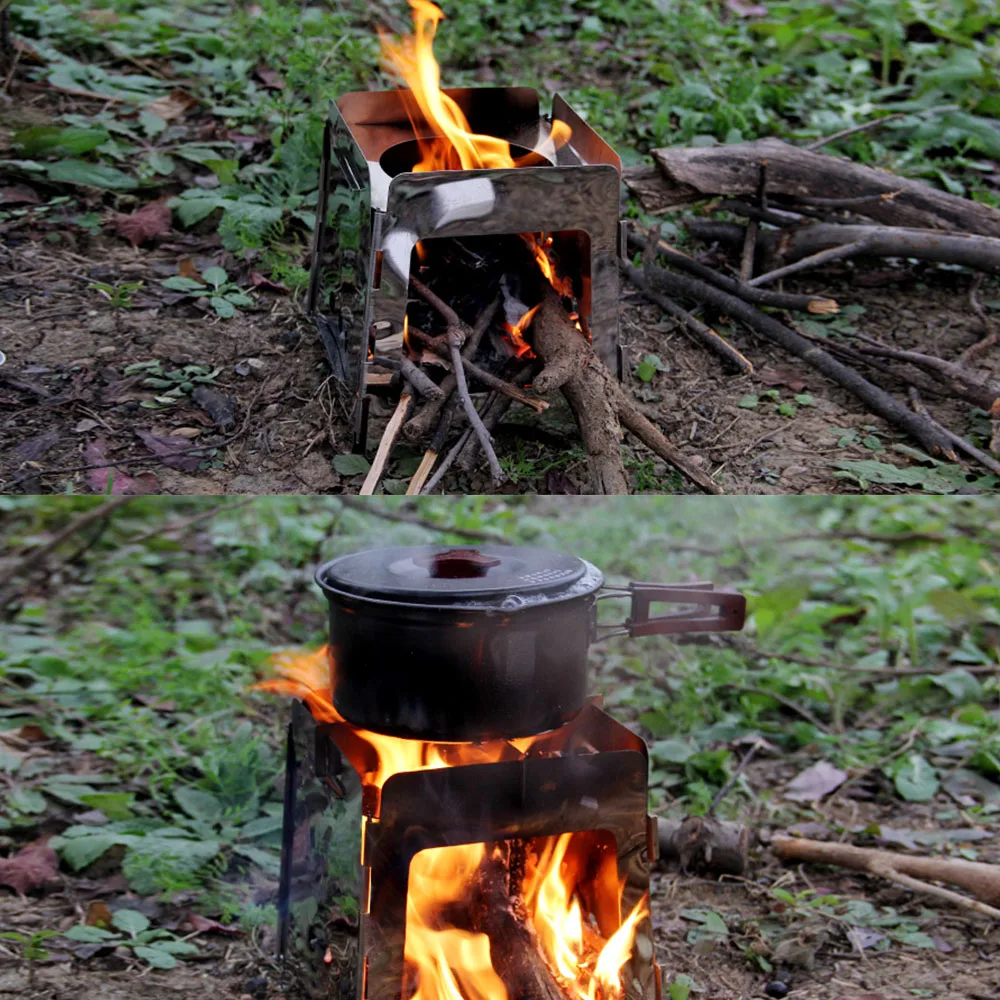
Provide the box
[275,546,747,1000]
[306,88,625,450]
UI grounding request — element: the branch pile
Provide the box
[623,137,1000,479]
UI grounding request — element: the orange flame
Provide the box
[380,1,570,175]
[256,648,647,1000]
[504,303,540,359]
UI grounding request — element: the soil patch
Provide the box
[2,234,997,494]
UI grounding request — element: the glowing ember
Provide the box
[257,648,648,1000]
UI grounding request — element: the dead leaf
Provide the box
[12,37,46,65]
[135,429,201,472]
[113,199,172,247]
[86,900,113,927]
[0,841,60,895]
[181,912,243,936]
[757,369,807,392]
[178,257,200,280]
[82,9,120,25]
[144,89,198,122]
[170,426,202,439]
[13,429,61,463]
[726,0,768,14]
[0,186,42,207]
[783,760,848,802]
[132,693,177,712]
[249,271,288,292]
[191,386,239,431]
[846,927,887,951]
[15,725,48,743]
[254,65,285,90]
[84,439,158,495]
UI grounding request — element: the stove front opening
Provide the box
[402,830,646,1000]
[399,230,593,367]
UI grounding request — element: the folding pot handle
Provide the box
[596,582,746,639]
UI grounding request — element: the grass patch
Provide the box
[5,0,999,272]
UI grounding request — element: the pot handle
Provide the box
[596,582,746,639]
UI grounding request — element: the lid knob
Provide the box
[415,548,503,580]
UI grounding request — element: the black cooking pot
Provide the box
[315,545,745,742]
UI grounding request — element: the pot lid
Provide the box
[316,545,603,610]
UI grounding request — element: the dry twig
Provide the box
[0,498,130,590]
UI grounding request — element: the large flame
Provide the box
[380,0,570,174]
[376,0,580,354]
[256,648,647,1000]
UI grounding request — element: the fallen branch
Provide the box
[622,262,753,373]
[627,137,1000,236]
[907,387,1000,478]
[626,231,839,315]
[758,223,1000,275]
[748,238,873,287]
[0,497,130,591]
[772,836,1000,917]
[845,333,1000,414]
[640,259,959,460]
[533,289,722,494]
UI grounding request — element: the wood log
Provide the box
[624,138,1000,237]
[469,849,568,1000]
[760,223,1000,275]
[658,816,749,875]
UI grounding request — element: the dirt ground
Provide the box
[3,757,997,1000]
[2,224,997,496]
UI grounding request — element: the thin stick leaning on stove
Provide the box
[360,393,412,495]
[402,291,502,443]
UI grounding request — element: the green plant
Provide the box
[160,266,254,318]
[63,909,200,969]
[88,279,143,310]
[0,930,63,961]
